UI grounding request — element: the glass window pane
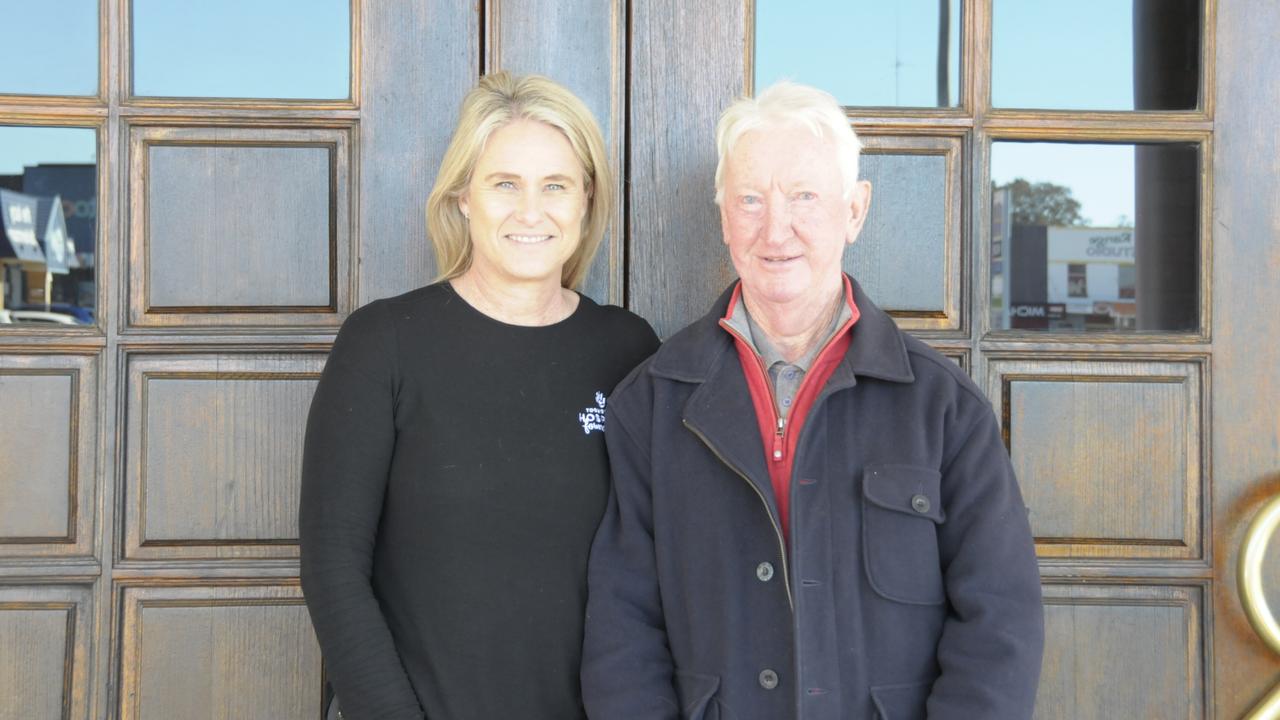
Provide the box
[989,141,1198,333]
[992,0,1200,111]
[132,0,350,99]
[0,1,98,96]
[0,126,97,326]
[755,0,961,107]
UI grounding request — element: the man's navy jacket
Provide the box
[582,278,1044,720]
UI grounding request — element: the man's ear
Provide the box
[846,180,872,245]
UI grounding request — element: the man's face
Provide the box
[719,123,871,316]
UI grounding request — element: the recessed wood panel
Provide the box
[128,125,352,327]
[0,584,93,720]
[0,355,98,558]
[987,358,1204,559]
[487,0,625,304]
[851,135,963,331]
[122,352,324,561]
[1036,583,1204,720]
[117,583,322,720]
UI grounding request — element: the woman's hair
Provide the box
[713,81,862,205]
[426,72,613,289]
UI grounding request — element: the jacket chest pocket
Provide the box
[861,464,946,605]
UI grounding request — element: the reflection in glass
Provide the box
[992,0,1200,111]
[132,0,350,99]
[989,142,1198,332]
[0,1,98,96]
[755,0,961,107]
[0,127,97,326]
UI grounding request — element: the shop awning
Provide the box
[0,189,47,264]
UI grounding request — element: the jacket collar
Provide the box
[650,274,915,387]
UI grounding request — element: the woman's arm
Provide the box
[300,301,424,720]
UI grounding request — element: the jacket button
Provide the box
[756,562,774,582]
[911,494,931,514]
[758,669,779,690]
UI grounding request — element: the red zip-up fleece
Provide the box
[717,276,860,541]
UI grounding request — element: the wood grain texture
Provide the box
[1036,583,1204,720]
[0,607,71,719]
[988,358,1203,560]
[146,145,331,307]
[850,134,963,331]
[1211,0,1280,715]
[122,352,325,561]
[628,0,745,337]
[127,124,353,327]
[487,0,624,304]
[0,584,93,720]
[357,0,477,302]
[0,373,73,540]
[117,583,321,720]
[0,354,97,558]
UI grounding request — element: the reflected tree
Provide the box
[999,178,1087,226]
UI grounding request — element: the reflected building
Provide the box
[0,163,95,313]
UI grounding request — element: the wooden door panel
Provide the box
[1037,583,1205,720]
[117,583,321,720]
[0,584,94,720]
[0,354,98,558]
[628,0,746,338]
[127,125,353,328]
[852,135,964,332]
[356,0,477,303]
[988,357,1205,560]
[121,352,324,562]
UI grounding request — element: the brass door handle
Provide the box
[1239,494,1280,719]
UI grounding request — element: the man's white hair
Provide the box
[713,81,862,205]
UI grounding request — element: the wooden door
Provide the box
[1,1,1276,719]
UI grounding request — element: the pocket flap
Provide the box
[862,465,944,523]
[870,680,932,720]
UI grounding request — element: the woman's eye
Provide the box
[545,183,565,191]
[496,180,517,190]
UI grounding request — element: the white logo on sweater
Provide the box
[578,392,607,434]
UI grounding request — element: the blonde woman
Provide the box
[300,73,658,720]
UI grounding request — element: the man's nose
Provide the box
[763,199,792,243]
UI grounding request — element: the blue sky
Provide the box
[755,0,1161,226]
[3,1,1176,227]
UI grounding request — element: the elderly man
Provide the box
[582,82,1044,720]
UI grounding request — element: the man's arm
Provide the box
[581,382,680,719]
[927,395,1045,719]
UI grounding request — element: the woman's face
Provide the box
[458,120,589,289]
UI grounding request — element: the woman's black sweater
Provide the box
[300,283,659,719]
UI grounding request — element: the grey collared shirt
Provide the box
[723,293,852,418]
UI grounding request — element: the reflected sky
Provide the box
[0,127,97,175]
[991,143,1135,227]
[0,0,98,96]
[756,0,961,107]
[992,0,1137,110]
[132,0,350,99]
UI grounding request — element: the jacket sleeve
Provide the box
[299,302,424,720]
[581,374,680,719]
[927,393,1045,719]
